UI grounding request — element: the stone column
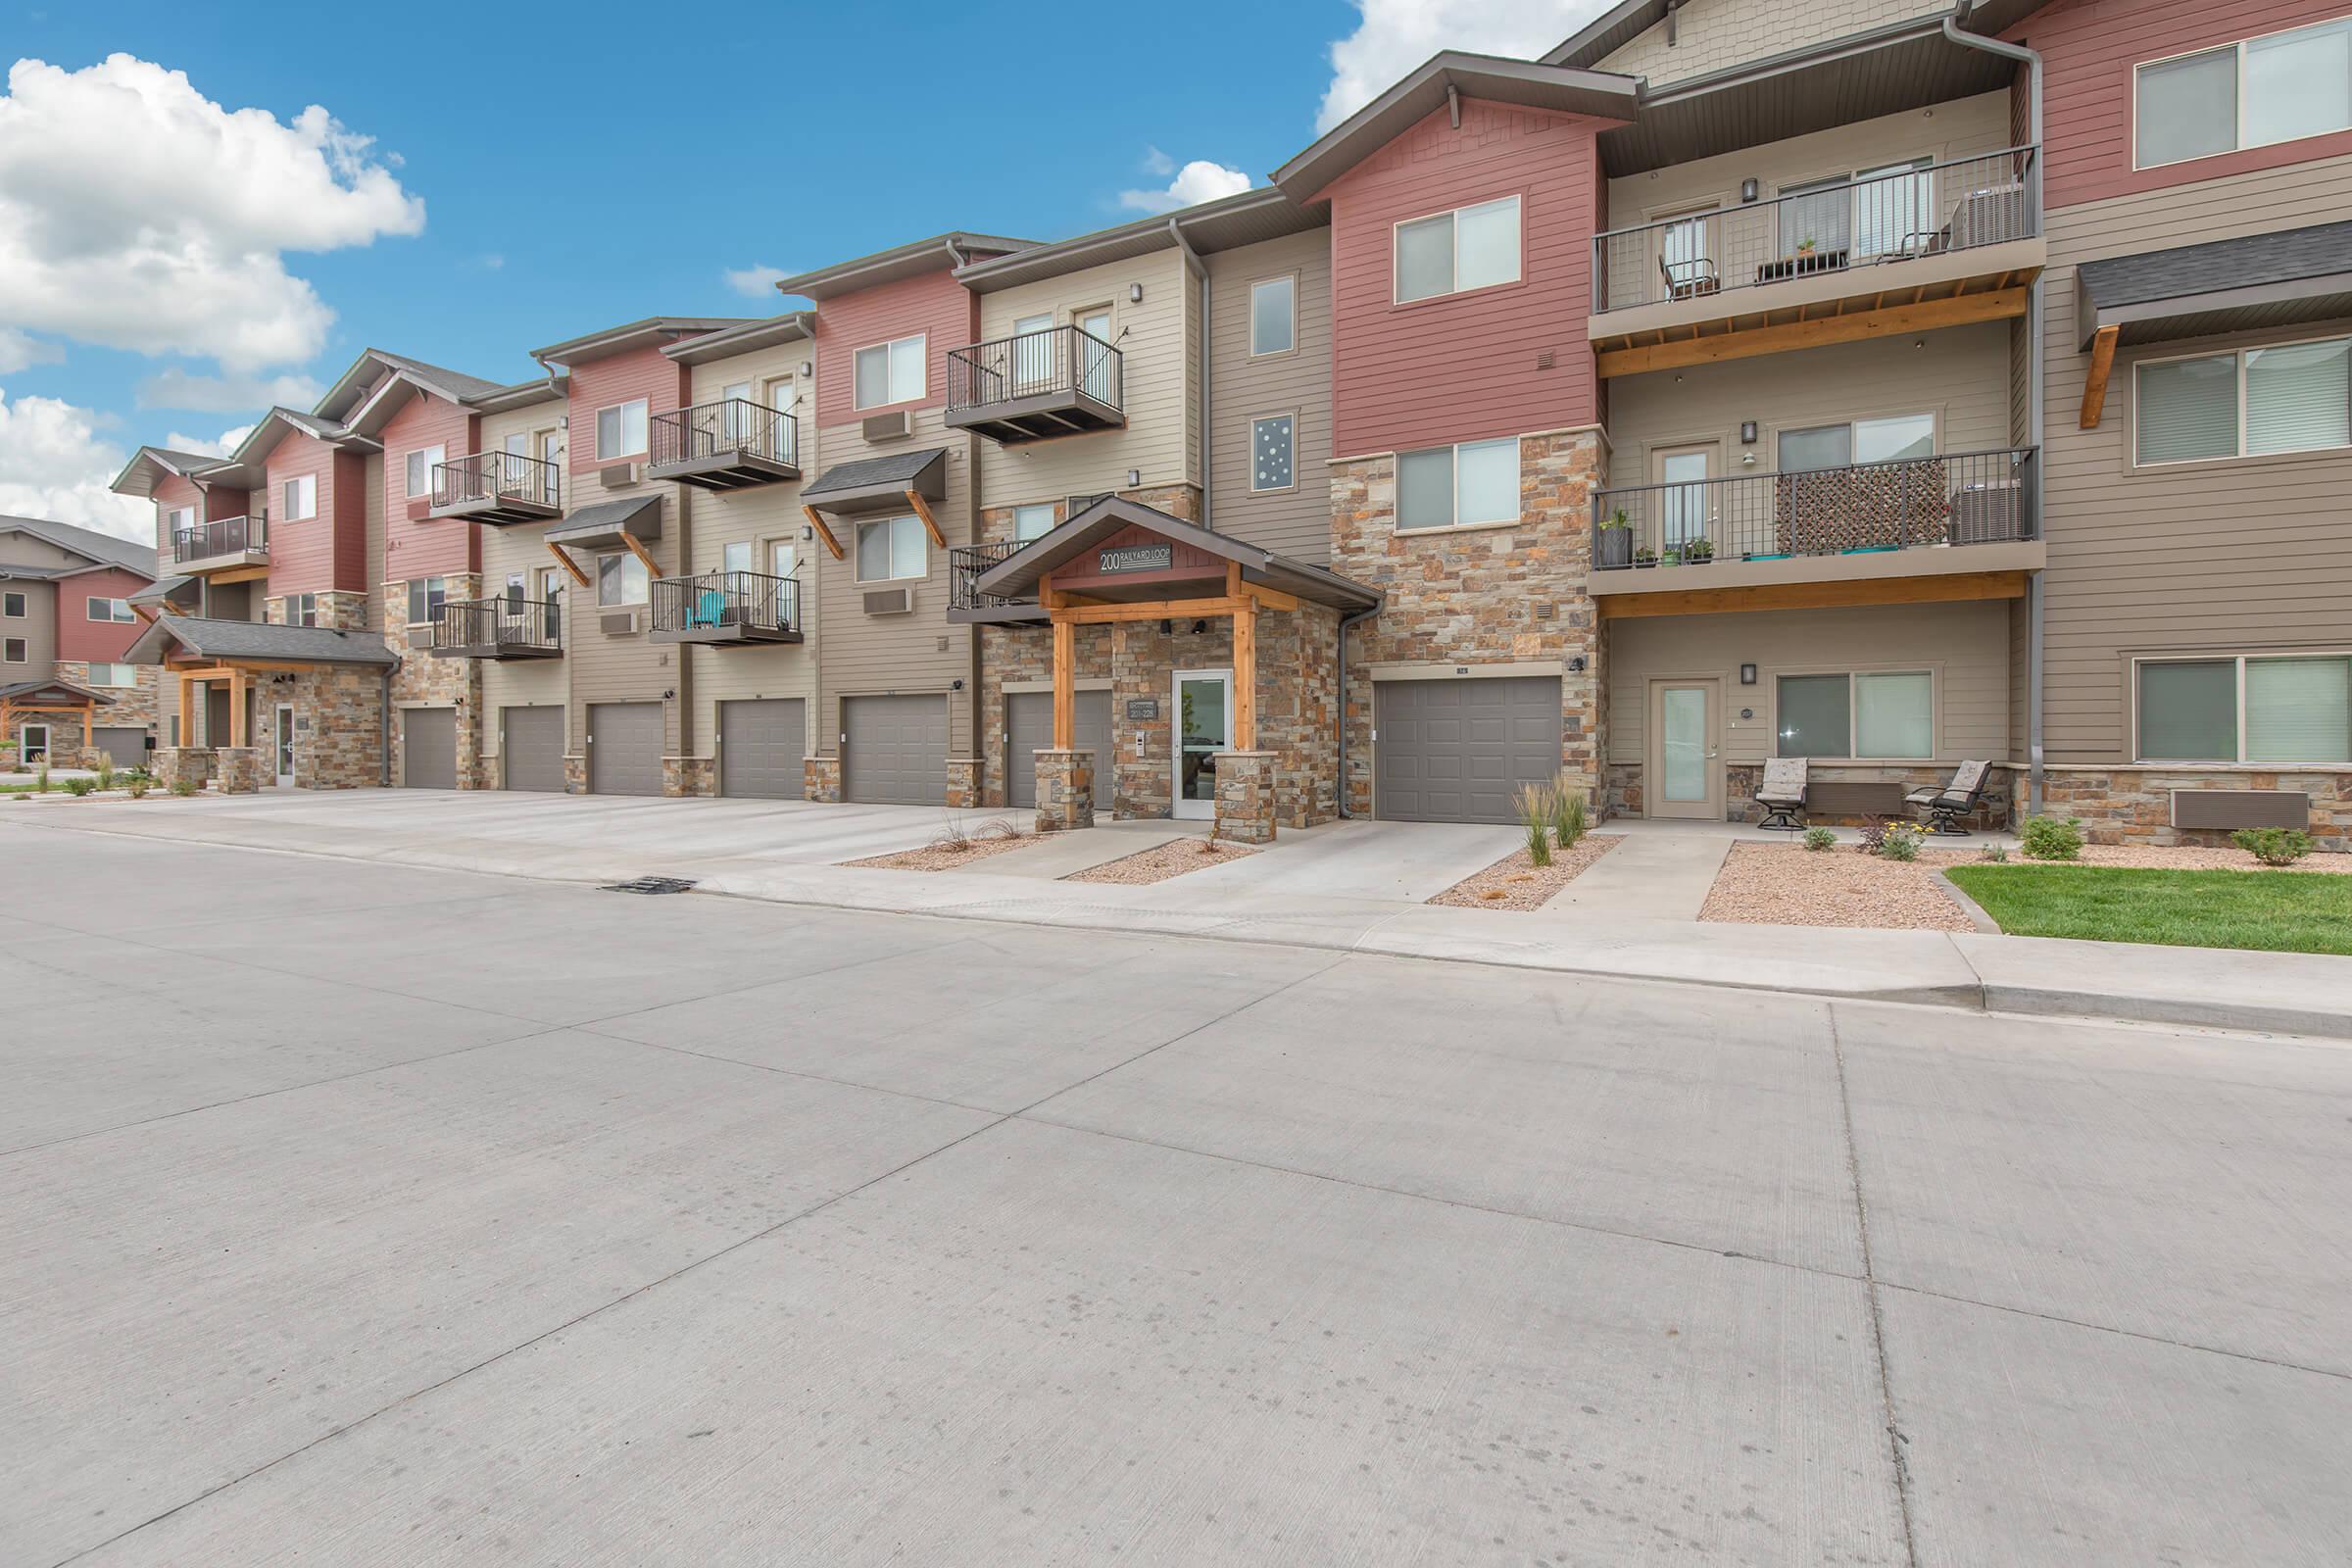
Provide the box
[215,747,267,795]
[152,747,215,791]
[804,755,843,804]
[946,758,983,809]
[1212,750,1278,845]
[1034,748,1097,833]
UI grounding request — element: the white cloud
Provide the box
[1118,160,1254,215]
[723,264,791,299]
[0,387,152,540]
[138,368,322,413]
[0,54,425,370]
[163,422,253,460]
[0,326,60,374]
[1141,145,1176,176]
[1315,0,1615,132]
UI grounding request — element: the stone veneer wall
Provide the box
[662,757,715,798]
[1033,749,1097,832]
[1608,760,2018,830]
[1211,751,1278,843]
[2044,767,2352,853]
[383,577,485,788]
[52,662,159,748]
[151,747,214,790]
[804,754,842,804]
[287,665,386,789]
[1332,429,1606,816]
[946,758,982,809]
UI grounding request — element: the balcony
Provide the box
[1590,147,2042,375]
[948,541,1048,625]
[173,514,269,575]
[648,570,803,647]
[429,596,563,660]
[647,399,800,490]
[429,451,562,525]
[1589,448,2044,615]
[944,325,1124,445]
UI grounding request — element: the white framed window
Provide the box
[405,576,448,626]
[164,505,193,535]
[1250,414,1297,493]
[1249,275,1296,356]
[1012,504,1056,543]
[86,595,135,622]
[283,592,319,628]
[3,591,26,617]
[721,540,754,576]
[84,662,136,688]
[281,472,318,520]
[595,400,649,462]
[1396,437,1520,530]
[1776,670,1935,760]
[2135,16,2352,169]
[3,637,26,663]
[1779,412,1938,471]
[1394,195,1522,304]
[2135,652,2352,763]
[2134,335,2352,465]
[19,722,48,758]
[597,553,649,607]
[855,514,926,582]
[854,334,926,409]
[402,447,445,500]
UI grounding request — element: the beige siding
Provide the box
[476,402,569,776]
[3,580,58,678]
[1595,0,1953,88]
[564,464,691,760]
[2039,153,2352,762]
[973,248,1191,511]
[1205,228,1335,561]
[1607,600,2013,765]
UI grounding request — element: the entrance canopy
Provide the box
[973,495,1379,612]
[1,677,116,754]
[124,615,397,753]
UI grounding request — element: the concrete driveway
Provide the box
[4,827,2347,1566]
[1163,816,1521,902]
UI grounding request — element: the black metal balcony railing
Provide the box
[1592,448,2038,566]
[946,325,1123,414]
[650,399,798,469]
[431,450,561,512]
[173,514,266,564]
[950,541,1028,612]
[1593,146,2040,313]
[431,595,563,655]
[650,570,800,636]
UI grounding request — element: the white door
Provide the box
[720,379,753,445]
[1653,443,1717,556]
[1174,670,1232,820]
[1011,313,1054,395]
[1649,679,1722,820]
[762,376,797,463]
[1078,308,1115,403]
[274,704,296,787]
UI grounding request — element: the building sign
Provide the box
[1098,544,1173,574]
[1126,699,1159,721]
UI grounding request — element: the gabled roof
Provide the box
[1541,0,1670,70]
[973,495,1380,612]
[1272,53,1640,200]
[0,514,158,577]
[662,312,816,366]
[314,347,510,423]
[129,574,198,608]
[0,675,118,706]
[529,317,763,367]
[775,233,1036,301]
[125,615,399,668]
[111,446,235,499]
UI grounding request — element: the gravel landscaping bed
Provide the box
[1930,843,2352,873]
[1063,838,1258,885]
[845,833,1036,872]
[1428,834,1622,909]
[1701,842,1976,931]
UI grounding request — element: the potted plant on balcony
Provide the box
[1685,538,1715,565]
[1595,508,1633,570]
[1661,544,1684,567]
[1634,545,1658,569]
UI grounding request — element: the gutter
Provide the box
[1943,5,2045,815]
[1167,216,1211,526]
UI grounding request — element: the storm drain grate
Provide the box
[601,876,700,896]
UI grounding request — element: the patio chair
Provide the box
[1905,760,1991,836]
[1658,250,1720,302]
[1754,756,1808,831]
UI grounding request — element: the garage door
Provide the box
[402,707,457,790]
[1373,676,1561,824]
[502,706,565,793]
[843,694,947,806]
[93,726,147,771]
[719,698,806,800]
[1005,690,1111,808]
[587,702,663,797]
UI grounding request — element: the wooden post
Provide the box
[1232,599,1256,752]
[229,667,248,749]
[179,674,195,747]
[1052,615,1075,750]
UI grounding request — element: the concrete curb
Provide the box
[1930,869,2005,934]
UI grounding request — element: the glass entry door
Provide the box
[1649,679,1720,820]
[274,703,295,786]
[1078,308,1115,404]
[1174,670,1231,819]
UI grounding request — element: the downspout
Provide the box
[379,664,393,786]
[1943,4,2045,815]
[1168,216,1209,526]
[1335,605,1381,818]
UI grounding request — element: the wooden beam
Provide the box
[802,504,844,562]
[618,529,663,580]
[205,564,271,585]
[229,665,247,749]
[1051,617,1074,750]
[1595,569,2031,619]
[1050,596,1250,625]
[1238,580,1300,612]
[1232,599,1256,752]
[547,540,592,587]
[906,489,946,549]
[133,604,159,624]
[2080,323,2120,429]
[1597,286,2031,377]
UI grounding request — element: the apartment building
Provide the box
[0,514,159,768]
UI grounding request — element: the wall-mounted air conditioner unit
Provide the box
[599,609,639,636]
[598,462,640,488]
[861,411,910,442]
[861,587,914,615]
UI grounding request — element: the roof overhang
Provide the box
[952,190,1325,293]
[801,448,950,516]
[974,495,1379,612]
[530,318,760,368]
[774,233,1036,301]
[662,312,815,366]
[2075,224,2352,349]
[544,494,663,551]
[1542,0,1668,69]
[468,374,567,413]
[125,615,399,668]
[111,446,228,499]
[0,677,114,708]
[128,574,199,609]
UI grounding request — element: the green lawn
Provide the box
[1945,863,2352,956]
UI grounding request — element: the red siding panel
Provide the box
[809,269,978,428]
[1322,99,1610,458]
[381,390,480,579]
[2020,0,2352,208]
[264,428,343,595]
[568,344,692,471]
[55,566,151,661]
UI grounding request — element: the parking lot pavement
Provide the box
[4,828,2347,1565]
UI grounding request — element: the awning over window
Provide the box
[544,494,662,550]
[801,447,949,517]
[2076,221,2352,349]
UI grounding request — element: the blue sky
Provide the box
[0,0,1603,538]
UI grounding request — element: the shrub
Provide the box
[1802,825,1838,853]
[34,764,50,793]
[1515,779,1557,869]
[1878,821,1921,862]
[95,759,115,791]
[2233,826,2313,867]
[1858,815,1888,854]
[65,777,95,798]
[127,778,151,800]
[2020,815,2084,861]
[1979,844,2009,863]
[171,777,198,798]
[1551,782,1589,850]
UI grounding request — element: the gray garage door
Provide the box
[843,694,947,806]
[719,698,806,800]
[93,726,147,771]
[587,702,663,797]
[1005,690,1111,808]
[1374,676,1562,824]
[402,707,457,790]
[502,706,565,793]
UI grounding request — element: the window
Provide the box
[1776,671,1934,760]
[722,540,753,575]
[405,576,448,625]
[2135,336,2352,464]
[284,592,319,628]
[281,473,317,520]
[597,553,649,607]
[3,591,25,617]
[2136,18,2352,168]
[86,596,135,622]
[1012,504,1056,543]
[2136,654,2352,762]
[595,401,648,462]
[19,722,47,759]
[1779,413,1936,472]
[1250,415,1296,492]
[1394,196,1521,303]
[1249,275,1296,356]
[855,515,926,582]
[84,662,136,687]
[165,506,193,536]
[504,572,526,609]
[402,447,445,500]
[854,334,926,409]
[1396,437,1519,530]
[3,638,25,663]
[768,541,798,584]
